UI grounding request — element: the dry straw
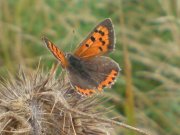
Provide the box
[0,64,150,135]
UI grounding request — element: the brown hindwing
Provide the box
[68,56,120,96]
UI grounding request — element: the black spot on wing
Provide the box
[108,81,112,84]
[114,72,118,76]
[85,44,89,47]
[99,30,105,36]
[102,41,105,45]
[102,85,106,88]
[99,47,103,52]
[99,38,106,46]
[90,36,95,42]
[112,77,115,80]
[94,29,105,36]
[94,29,98,33]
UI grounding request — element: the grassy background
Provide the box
[0,0,180,135]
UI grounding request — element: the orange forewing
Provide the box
[42,37,68,68]
[74,19,114,59]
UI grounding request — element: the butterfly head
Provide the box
[65,53,73,60]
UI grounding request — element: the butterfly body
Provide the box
[66,53,86,77]
[42,18,120,96]
[66,53,95,85]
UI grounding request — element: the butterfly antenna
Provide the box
[69,29,76,52]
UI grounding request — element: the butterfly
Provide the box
[42,18,120,96]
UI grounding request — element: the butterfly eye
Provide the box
[65,53,71,58]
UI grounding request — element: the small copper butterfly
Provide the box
[42,18,120,96]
